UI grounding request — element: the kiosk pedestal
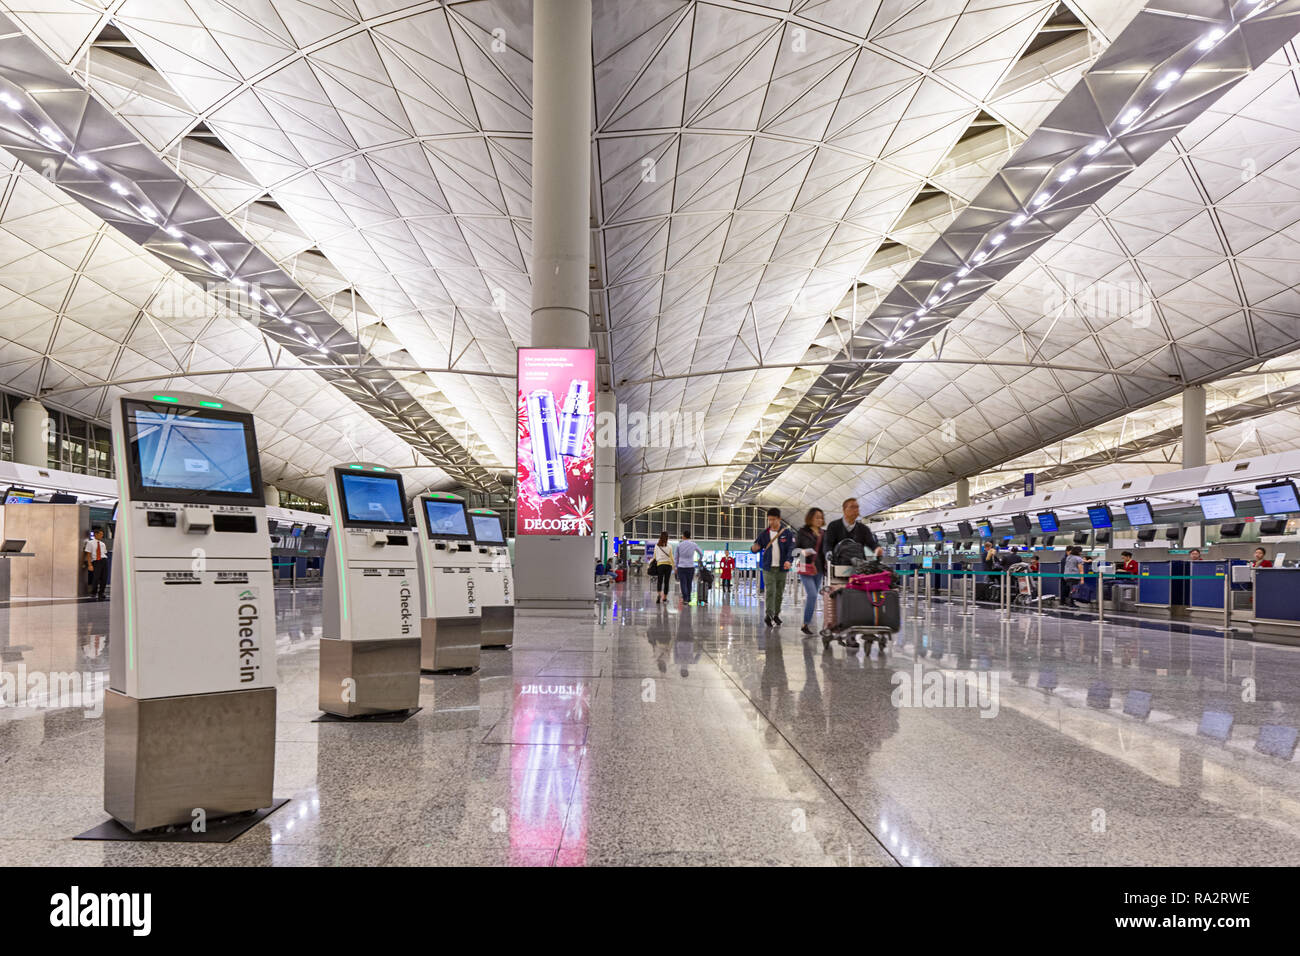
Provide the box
[105,687,275,832]
[318,462,421,717]
[104,392,277,832]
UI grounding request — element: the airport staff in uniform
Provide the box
[84,527,109,601]
[822,497,882,568]
[1252,547,1274,568]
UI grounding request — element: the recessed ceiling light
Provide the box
[75,155,97,171]
[38,126,63,144]
[1086,139,1107,157]
[941,282,953,291]
[261,301,277,314]
[0,92,18,110]
[1058,168,1077,182]
[232,278,247,288]
[109,181,128,195]
[135,205,157,220]
[991,233,1006,245]
[1011,214,1027,227]
[904,319,915,328]
[957,266,971,277]
[164,225,182,238]
[1156,70,1181,90]
[1120,107,1141,126]
[1032,192,1049,207]
[927,295,939,305]
[294,326,305,334]
[1197,27,1224,50]
[189,244,207,257]
[973,250,988,262]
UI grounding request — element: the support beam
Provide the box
[13,399,48,467]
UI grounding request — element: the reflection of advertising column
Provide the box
[516,348,596,537]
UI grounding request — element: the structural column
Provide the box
[594,389,616,560]
[13,399,49,467]
[516,0,595,607]
[530,0,592,349]
[263,485,281,508]
[1182,385,1206,468]
[955,477,970,508]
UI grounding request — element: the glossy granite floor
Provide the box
[1,578,1299,866]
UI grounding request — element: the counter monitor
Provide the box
[1256,480,1300,516]
[1197,489,1236,522]
[1123,499,1155,526]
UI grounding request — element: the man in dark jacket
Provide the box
[752,508,797,627]
[822,497,882,569]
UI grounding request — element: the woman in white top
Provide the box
[652,531,675,603]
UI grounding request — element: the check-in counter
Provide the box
[1136,560,1189,618]
[1187,559,1248,622]
[1249,567,1300,644]
[1038,561,1063,599]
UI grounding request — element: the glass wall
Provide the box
[622,496,774,542]
[0,390,114,478]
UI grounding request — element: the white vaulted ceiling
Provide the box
[0,148,455,501]
[766,35,1300,518]
[10,0,1300,524]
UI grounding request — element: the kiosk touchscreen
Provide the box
[413,492,481,672]
[105,392,275,832]
[319,462,420,717]
[468,508,514,647]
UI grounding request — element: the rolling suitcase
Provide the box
[822,585,899,648]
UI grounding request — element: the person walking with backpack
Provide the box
[651,531,674,604]
[752,508,796,627]
[795,507,827,635]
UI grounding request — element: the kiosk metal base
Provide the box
[481,604,514,648]
[420,616,481,672]
[318,636,420,717]
[77,798,288,843]
[104,687,276,833]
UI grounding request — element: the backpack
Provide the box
[832,538,865,566]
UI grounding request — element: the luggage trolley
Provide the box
[819,561,900,650]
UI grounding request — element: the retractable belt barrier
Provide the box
[898,567,1239,631]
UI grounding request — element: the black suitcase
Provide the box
[832,587,900,632]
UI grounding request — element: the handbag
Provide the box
[798,531,822,576]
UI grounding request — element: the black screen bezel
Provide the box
[1011,514,1032,535]
[421,496,472,540]
[121,399,264,507]
[1036,511,1059,533]
[470,513,505,544]
[916,527,931,542]
[335,469,410,530]
[1087,504,1114,530]
[957,521,973,537]
[1255,480,1300,515]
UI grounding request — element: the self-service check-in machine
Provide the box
[414,492,480,671]
[467,508,513,647]
[106,392,275,832]
[319,462,421,717]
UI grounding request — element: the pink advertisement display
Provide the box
[516,348,596,535]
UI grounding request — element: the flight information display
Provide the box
[1011,514,1031,536]
[339,472,407,527]
[1037,511,1059,533]
[1256,480,1300,515]
[1198,490,1236,521]
[3,486,34,504]
[958,521,973,537]
[978,523,992,538]
[932,526,945,541]
[1087,505,1113,529]
[128,405,256,496]
[471,514,505,544]
[1123,499,1155,526]
[422,498,470,538]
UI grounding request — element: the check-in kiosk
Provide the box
[413,492,480,671]
[106,392,275,831]
[319,462,420,717]
[467,508,514,648]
